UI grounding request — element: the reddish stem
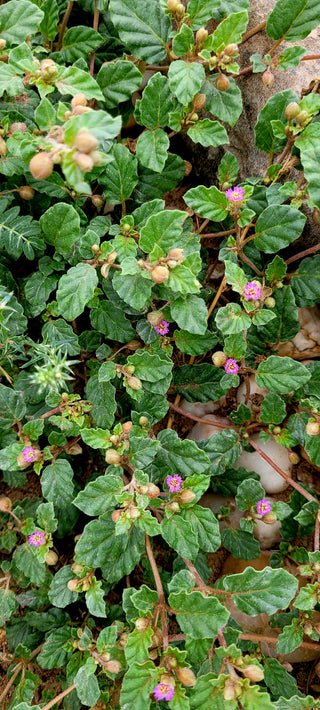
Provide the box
[90,0,99,76]
[167,401,235,429]
[314,509,320,552]
[41,684,76,710]
[38,406,63,420]
[239,632,320,651]
[201,228,236,238]
[285,242,320,265]
[145,533,169,650]
[57,1,74,50]
[248,437,318,503]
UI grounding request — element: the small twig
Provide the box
[238,248,263,276]
[201,228,236,239]
[41,684,76,710]
[285,242,320,265]
[57,1,74,51]
[146,64,170,72]
[248,437,318,504]
[277,138,295,164]
[239,632,320,651]
[314,509,320,552]
[0,663,22,704]
[167,400,235,429]
[90,0,99,76]
[145,533,169,650]
[241,20,266,43]
[207,275,227,319]
[183,559,231,596]
[38,406,63,420]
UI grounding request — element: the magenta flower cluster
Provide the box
[153,683,174,701]
[243,281,261,301]
[256,499,272,516]
[225,358,239,374]
[29,531,45,547]
[155,320,169,335]
[225,186,245,202]
[167,474,182,492]
[22,446,37,463]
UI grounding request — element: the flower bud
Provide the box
[223,682,236,701]
[81,578,91,592]
[45,550,58,565]
[99,652,111,662]
[127,376,142,390]
[122,421,133,434]
[74,129,99,154]
[175,2,185,19]
[296,110,309,126]
[139,416,149,427]
[104,660,121,673]
[101,263,110,278]
[40,58,56,70]
[167,248,184,261]
[105,449,122,465]
[167,0,178,11]
[74,152,94,172]
[306,421,320,436]
[303,622,313,636]
[175,668,196,686]
[215,74,229,91]
[284,102,300,121]
[146,483,160,499]
[192,93,206,110]
[29,152,53,180]
[119,633,129,648]
[71,93,87,108]
[151,265,169,283]
[135,617,150,631]
[0,496,12,513]
[288,451,299,464]
[263,512,277,524]
[224,43,238,56]
[147,310,164,326]
[68,579,80,591]
[243,665,264,682]
[110,434,120,445]
[128,506,140,519]
[151,629,163,646]
[179,489,196,504]
[19,186,35,200]
[264,296,275,308]
[0,39,6,50]
[71,563,84,572]
[91,194,104,208]
[167,501,180,513]
[0,136,7,155]
[212,351,227,367]
[167,259,179,269]
[73,105,91,115]
[262,69,274,86]
[195,27,208,45]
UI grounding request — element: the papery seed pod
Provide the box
[306,421,320,436]
[135,617,150,631]
[122,421,133,434]
[288,451,299,464]
[296,110,309,125]
[127,376,142,390]
[0,39,6,50]
[74,129,99,153]
[139,416,149,426]
[147,310,164,326]
[100,263,110,278]
[74,152,94,172]
[112,509,122,522]
[105,449,122,465]
[146,483,160,499]
[167,501,180,513]
[19,186,35,200]
[212,351,227,367]
[167,0,178,11]
[224,43,238,56]
[90,150,103,166]
[312,208,320,225]
[91,194,104,208]
[262,69,274,86]
[68,579,80,591]
[179,489,196,503]
[73,105,91,115]
[167,259,179,269]
[45,550,58,565]
[71,563,84,572]
[223,682,236,701]
[104,660,121,673]
[71,93,87,108]
[175,668,196,686]
[192,93,206,110]
[99,652,111,662]
[126,339,141,350]
[215,74,229,91]
[119,633,129,648]
[263,512,277,524]
[29,152,53,180]
[175,2,185,18]
[40,58,56,70]
[265,296,275,308]
[242,665,264,682]
[284,102,300,120]
[167,248,184,261]
[303,622,313,636]
[0,136,7,155]
[151,265,169,283]
[128,506,140,519]
[195,27,208,44]
[0,496,12,513]
[10,122,27,133]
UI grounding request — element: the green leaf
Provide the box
[170,295,208,335]
[209,11,249,52]
[187,119,228,148]
[203,430,242,475]
[254,89,298,153]
[75,663,100,706]
[0,384,26,429]
[235,478,266,511]
[291,255,320,306]
[222,567,299,615]
[109,0,170,63]
[188,0,221,30]
[260,393,287,424]
[37,626,73,669]
[264,657,300,700]
[294,582,319,611]
[157,429,210,476]
[64,109,121,145]
[277,45,307,70]
[97,59,142,109]
[221,528,260,559]
[37,502,57,533]
[13,545,46,586]
[172,23,194,56]
[74,475,123,516]
[224,261,247,294]
[41,459,75,509]
[217,151,239,187]
[256,286,299,342]
[42,318,79,356]
[100,143,138,205]
[173,363,225,402]
[61,26,103,62]
[85,375,116,429]
[168,590,229,638]
[120,661,157,710]
[134,72,173,129]
[254,205,306,253]
[266,255,287,284]
[224,332,246,360]
[0,64,24,98]
[90,299,135,342]
[215,302,251,334]
[85,578,107,618]
[266,0,320,41]
[136,129,169,172]
[34,97,56,131]
[203,77,242,126]
[181,506,221,552]
[297,143,320,207]
[75,518,145,583]
[161,515,199,559]
[0,207,43,259]
[252,309,276,327]
[0,0,44,45]
[276,617,303,654]
[112,267,153,310]
[135,153,185,201]
[55,66,104,101]
[128,350,173,383]
[129,437,159,469]
[48,565,79,608]
[174,328,218,355]
[168,61,205,105]
[139,208,186,255]
[0,588,17,626]
[81,428,111,449]
[39,0,59,41]
[125,627,153,665]
[256,356,311,394]
[240,684,275,710]
[40,203,80,257]
[56,263,98,321]
[184,185,228,220]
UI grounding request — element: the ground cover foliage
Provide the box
[1,0,320,707]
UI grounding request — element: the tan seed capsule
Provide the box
[135,617,150,631]
[71,563,84,572]
[215,74,229,91]
[71,93,87,108]
[45,550,58,565]
[29,152,53,180]
[175,2,185,18]
[128,506,140,519]
[147,310,164,326]
[195,28,208,44]
[242,665,264,682]
[175,668,196,686]
[122,421,133,434]
[19,186,35,200]
[67,579,80,591]
[0,496,12,513]
[104,660,121,674]
[167,0,178,10]
[74,152,94,172]
[284,102,300,121]
[0,136,7,155]
[288,452,299,465]
[105,449,122,465]
[262,68,274,86]
[72,105,91,115]
[147,483,160,499]
[167,501,180,513]
[0,39,6,50]
[127,376,142,390]
[139,416,149,426]
[306,421,320,437]
[192,93,206,110]
[151,265,169,283]
[91,194,104,208]
[74,129,99,153]
[100,263,110,278]
[112,509,122,523]
[212,351,227,367]
[179,489,196,504]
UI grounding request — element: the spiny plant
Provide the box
[0,0,320,709]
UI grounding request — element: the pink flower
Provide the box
[29,531,45,547]
[225,186,245,202]
[167,474,183,492]
[243,281,261,301]
[225,359,239,374]
[22,446,37,463]
[155,320,169,335]
[153,683,174,701]
[256,499,272,516]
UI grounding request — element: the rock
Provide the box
[235,433,290,493]
[277,306,320,358]
[187,412,231,441]
[236,374,268,406]
[252,497,282,549]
